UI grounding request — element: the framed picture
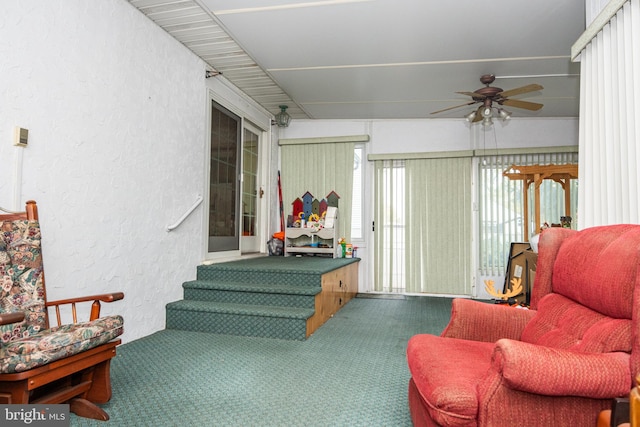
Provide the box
[504,242,532,304]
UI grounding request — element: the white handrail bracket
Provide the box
[166,195,204,232]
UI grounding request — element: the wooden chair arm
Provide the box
[46,292,125,307]
[0,311,26,326]
[46,292,124,325]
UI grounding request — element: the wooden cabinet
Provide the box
[306,261,359,337]
[322,265,357,311]
[284,224,339,257]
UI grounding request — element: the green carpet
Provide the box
[71,295,453,426]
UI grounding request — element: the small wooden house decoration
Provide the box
[326,191,340,208]
[291,191,341,223]
[301,192,314,219]
[291,198,303,219]
[311,198,320,216]
[319,199,328,217]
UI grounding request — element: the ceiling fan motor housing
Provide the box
[474,86,503,101]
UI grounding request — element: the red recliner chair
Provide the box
[407,225,640,426]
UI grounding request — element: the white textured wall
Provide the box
[0,0,208,342]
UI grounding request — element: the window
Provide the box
[350,146,364,240]
[478,152,579,276]
[373,159,406,293]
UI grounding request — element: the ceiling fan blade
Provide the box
[456,91,486,99]
[501,98,544,111]
[430,101,477,115]
[498,84,543,98]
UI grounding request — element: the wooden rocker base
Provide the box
[70,397,109,421]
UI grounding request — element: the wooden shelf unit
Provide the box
[284,225,339,257]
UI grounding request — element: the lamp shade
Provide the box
[498,109,512,120]
[275,105,291,127]
[465,111,477,122]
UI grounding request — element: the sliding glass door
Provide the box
[208,101,241,253]
[373,156,472,295]
[206,100,265,257]
[241,124,261,253]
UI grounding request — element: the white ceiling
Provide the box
[129,0,585,121]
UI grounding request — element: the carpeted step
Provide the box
[196,265,321,287]
[196,256,357,286]
[182,280,319,308]
[165,300,314,340]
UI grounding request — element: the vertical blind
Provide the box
[280,142,355,242]
[374,156,472,295]
[575,0,640,226]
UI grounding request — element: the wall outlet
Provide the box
[13,127,28,147]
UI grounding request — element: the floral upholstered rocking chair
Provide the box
[0,200,124,420]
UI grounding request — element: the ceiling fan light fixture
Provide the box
[275,105,291,127]
[498,108,512,120]
[465,111,477,122]
[482,117,493,128]
[482,107,492,118]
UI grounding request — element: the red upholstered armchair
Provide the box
[407,225,640,427]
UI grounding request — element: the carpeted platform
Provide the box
[166,257,360,340]
[204,256,358,272]
[71,295,453,426]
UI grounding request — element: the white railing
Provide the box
[166,195,203,232]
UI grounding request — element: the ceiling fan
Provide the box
[432,74,544,124]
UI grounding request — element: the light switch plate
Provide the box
[14,127,28,147]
